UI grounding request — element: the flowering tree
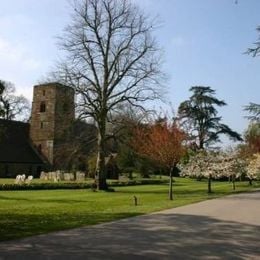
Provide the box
[247,153,260,184]
[216,154,246,190]
[181,151,246,192]
[181,151,216,193]
[133,118,187,200]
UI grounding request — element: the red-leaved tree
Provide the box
[133,118,187,200]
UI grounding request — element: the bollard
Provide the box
[133,195,138,206]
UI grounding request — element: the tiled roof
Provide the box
[0,119,44,164]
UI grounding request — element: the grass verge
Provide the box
[0,177,258,241]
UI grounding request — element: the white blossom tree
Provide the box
[247,153,260,184]
[181,151,247,192]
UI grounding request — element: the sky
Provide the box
[0,0,259,145]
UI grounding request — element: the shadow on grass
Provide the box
[0,212,141,242]
[0,195,94,204]
[0,195,31,202]
[0,213,259,259]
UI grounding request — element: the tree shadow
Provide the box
[0,212,142,242]
[0,213,259,259]
[0,195,95,204]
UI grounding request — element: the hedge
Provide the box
[0,179,169,191]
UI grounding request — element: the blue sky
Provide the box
[0,0,259,143]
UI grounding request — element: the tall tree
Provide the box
[244,123,260,154]
[240,103,260,156]
[244,102,260,122]
[178,86,242,149]
[0,80,30,121]
[0,81,4,118]
[54,0,163,189]
[247,153,260,182]
[133,118,186,200]
[247,26,260,57]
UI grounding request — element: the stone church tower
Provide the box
[30,83,75,167]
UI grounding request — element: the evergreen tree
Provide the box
[178,86,242,149]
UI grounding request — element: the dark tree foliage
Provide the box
[178,86,242,149]
[247,26,260,57]
[54,119,97,171]
[244,122,260,154]
[244,102,260,122]
[0,81,4,118]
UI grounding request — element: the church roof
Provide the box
[0,119,44,164]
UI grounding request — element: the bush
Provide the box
[0,178,169,191]
[0,182,92,191]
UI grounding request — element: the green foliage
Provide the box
[0,182,92,191]
[244,102,260,122]
[54,120,97,171]
[0,178,168,191]
[178,86,242,149]
[117,144,138,174]
[87,154,97,178]
[244,122,260,154]
[247,26,260,57]
[0,81,4,117]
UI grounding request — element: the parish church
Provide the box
[0,83,75,177]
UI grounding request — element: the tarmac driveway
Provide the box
[0,191,260,260]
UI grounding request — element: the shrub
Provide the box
[0,178,169,191]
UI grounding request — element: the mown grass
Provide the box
[0,177,258,241]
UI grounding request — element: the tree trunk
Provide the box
[96,119,108,190]
[169,166,174,200]
[249,179,252,186]
[207,174,212,193]
[232,174,236,190]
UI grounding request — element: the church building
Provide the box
[0,83,75,177]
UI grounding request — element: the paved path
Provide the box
[0,191,260,260]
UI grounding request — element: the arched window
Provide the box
[40,102,46,112]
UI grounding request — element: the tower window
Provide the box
[38,144,42,152]
[40,122,44,129]
[63,102,69,112]
[40,102,46,112]
[43,90,46,96]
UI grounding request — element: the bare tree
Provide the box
[0,80,30,121]
[54,0,164,189]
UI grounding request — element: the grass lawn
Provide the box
[0,177,259,241]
